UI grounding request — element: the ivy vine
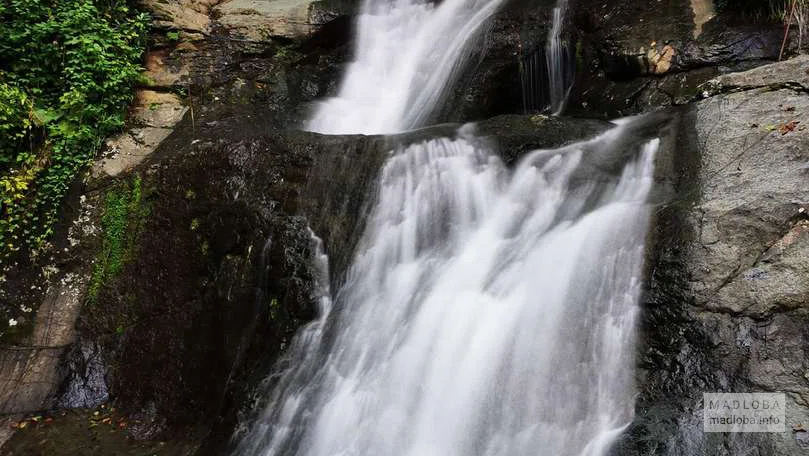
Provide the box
[0,0,148,261]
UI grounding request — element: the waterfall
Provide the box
[519,45,547,114]
[234,121,658,456]
[306,0,506,134]
[235,0,659,453]
[546,0,573,115]
[518,0,574,115]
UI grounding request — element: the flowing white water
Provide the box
[235,122,658,456]
[305,0,506,134]
[237,0,659,453]
[546,0,573,115]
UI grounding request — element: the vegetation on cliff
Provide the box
[0,0,148,262]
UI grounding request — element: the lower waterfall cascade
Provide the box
[234,120,660,456]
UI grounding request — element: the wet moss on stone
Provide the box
[87,176,150,303]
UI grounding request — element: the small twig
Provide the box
[780,0,799,61]
[187,85,195,132]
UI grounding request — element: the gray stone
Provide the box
[216,0,319,41]
[0,273,87,415]
[630,56,809,455]
[701,54,809,96]
[93,127,174,178]
[139,0,215,33]
[131,90,188,129]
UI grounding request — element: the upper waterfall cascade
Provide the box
[306,0,506,134]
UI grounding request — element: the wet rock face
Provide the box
[83,113,353,439]
[567,0,790,118]
[0,0,357,448]
[621,57,809,455]
[432,0,559,122]
[435,0,792,122]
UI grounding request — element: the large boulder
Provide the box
[621,56,809,455]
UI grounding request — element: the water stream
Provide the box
[235,0,658,454]
[235,126,658,455]
[546,0,573,115]
[518,0,573,115]
[306,0,506,134]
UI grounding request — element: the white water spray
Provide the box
[235,123,658,456]
[306,0,506,134]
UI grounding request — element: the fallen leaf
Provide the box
[779,120,800,135]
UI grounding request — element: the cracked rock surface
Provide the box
[621,56,809,455]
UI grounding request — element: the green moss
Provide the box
[87,176,150,302]
[575,39,584,70]
[269,297,279,321]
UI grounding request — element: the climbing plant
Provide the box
[0,0,148,261]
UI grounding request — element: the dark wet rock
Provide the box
[57,341,109,409]
[433,0,795,122]
[0,405,198,456]
[567,0,792,117]
[435,0,561,122]
[0,2,356,448]
[475,113,610,163]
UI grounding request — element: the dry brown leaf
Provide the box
[779,120,800,135]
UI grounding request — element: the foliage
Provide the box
[87,176,150,302]
[0,81,34,168]
[0,0,148,261]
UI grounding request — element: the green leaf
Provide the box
[32,107,61,125]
